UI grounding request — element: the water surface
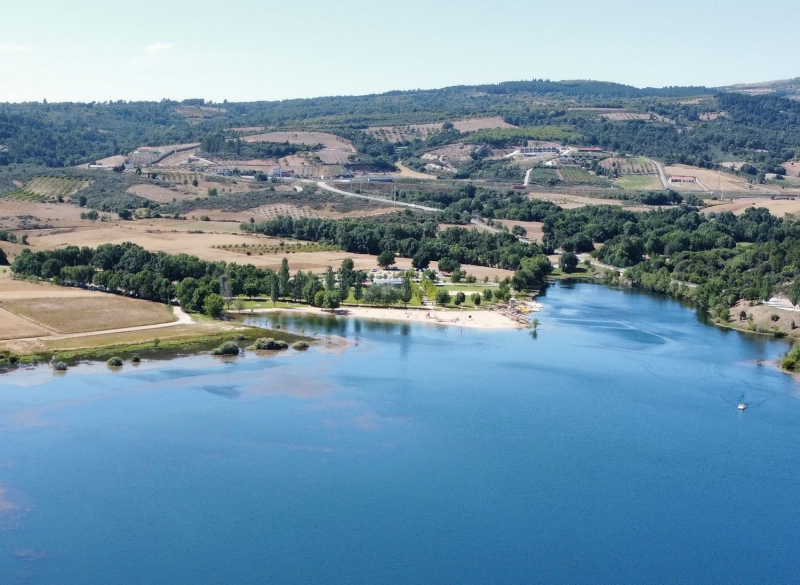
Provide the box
[1,282,798,584]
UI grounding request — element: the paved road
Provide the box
[316,181,439,212]
[652,159,669,190]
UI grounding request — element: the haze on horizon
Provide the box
[1,0,798,103]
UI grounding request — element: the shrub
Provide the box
[131,354,141,363]
[53,361,68,371]
[770,314,780,322]
[252,337,289,350]
[107,356,124,367]
[292,341,310,351]
[211,341,240,356]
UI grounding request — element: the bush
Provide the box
[252,337,289,350]
[53,361,68,371]
[770,314,780,322]
[131,353,141,363]
[211,341,240,356]
[107,356,124,367]
[292,341,310,351]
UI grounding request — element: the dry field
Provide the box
[26,225,275,263]
[242,131,354,151]
[424,143,474,164]
[3,296,174,334]
[599,112,672,123]
[528,192,652,211]
[0,200,88,230]
[452,116,515,132]
[0,272,175,343]
[158,149,200,167]
[16,220,515,278]
[493,220,546,242]
[231,126,265,133]
[395,161,435,180]
[601,112,651,121]
[703,197,800,216]
[367,123,442,143]
[77,155,127,168]
[0,306,51,339]
[367,117,514,143]
[127,184,188,203]
[175,105,227,119]
[316,149,352,165]
[665,164,752,192]
[782,161,800,178]
[600,157,658,175]
[3,177,91,202]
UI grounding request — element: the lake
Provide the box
[1,282,799,584]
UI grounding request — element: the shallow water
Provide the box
[1,282,798,584]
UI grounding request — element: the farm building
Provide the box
[669,175,697,183]
[578,147,604,153]
[520,146,559,155]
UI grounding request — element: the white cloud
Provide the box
[144,42,176,53]
[0,45,32,52]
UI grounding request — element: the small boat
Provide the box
[738,403,747,411]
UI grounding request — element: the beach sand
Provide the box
[244,305,525,330]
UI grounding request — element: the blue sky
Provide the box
[1,0,798,103]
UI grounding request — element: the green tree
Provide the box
[322,290,340,311]
[324,266,336,291]
[203,293,225,318]
[0,247,7,266]
[377,250,395,269]
[512,254,552,290]
[270,278,279,307]
[435,289,451,306]
[353,278,363,306]
[790,280,800,308]
[438,257,459,273]
[400,275,413,307]
[278,257,290,296]
[471,292,481,306]
[482,288,493,302]
[559,251,579,273]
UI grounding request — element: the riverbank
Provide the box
[236,304,526,329]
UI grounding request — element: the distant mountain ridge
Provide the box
[721,77,800,99]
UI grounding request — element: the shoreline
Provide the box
[237,304,527,330]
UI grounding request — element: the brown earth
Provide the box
[0,273,175,341]
[703,197,800,216]
[452,116,515,132]
[528,192,652,211]
[493,220,546,242]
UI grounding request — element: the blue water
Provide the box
[1,282,799,584]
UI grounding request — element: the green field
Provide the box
[559,166,612,186]
[615,174,664,190]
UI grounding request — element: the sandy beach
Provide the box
[242,305,525,330]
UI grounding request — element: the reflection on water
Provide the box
[0,283,798,584]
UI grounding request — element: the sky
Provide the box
[1,0,799,103]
